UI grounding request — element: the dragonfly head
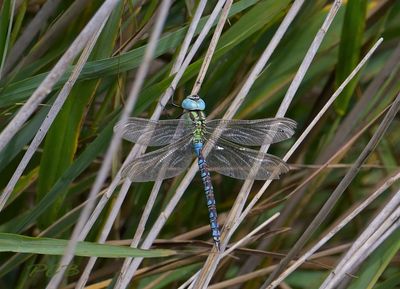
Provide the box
[181,95,205,111]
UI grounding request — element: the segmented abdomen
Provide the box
[197,152,221,250]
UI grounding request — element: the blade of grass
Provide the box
[0,0,16,79]
[334,0,368,115]
[190,0,232,96]
[0,233,175,258]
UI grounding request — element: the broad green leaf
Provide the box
[0,233,175,258]
[0,202,83,277]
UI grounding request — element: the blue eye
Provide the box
[182,98,206,110]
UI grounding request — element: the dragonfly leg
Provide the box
[198,154,221,251]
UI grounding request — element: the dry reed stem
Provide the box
[354,220,399,271]
[321,210,400,289]
[191,0,232,95]
[0,19,107,211]
[266,171,400,288]
[273,103,392,214]
[192,1,308,287]
[320,188,400,288]
[179,213,280,289]
[209,265,277,289]
[172,0,208,72]
[46,1,173,288]
[261,90,400,288]
[195,243,351,289]
[0,0,121,153]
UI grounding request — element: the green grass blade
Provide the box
[374,272,400,289]
[0,233,175,258]
[0,0,12,68]
[334,0,368,115]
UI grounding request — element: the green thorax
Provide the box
[188,111,206,143]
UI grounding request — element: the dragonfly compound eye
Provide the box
[182,97,206,111]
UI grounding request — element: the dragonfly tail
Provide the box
[198,153,221,250]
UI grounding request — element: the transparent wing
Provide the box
[204,135,289,180]
[122,136,194,182]
[114,117,193,146]
[205,118,296,146]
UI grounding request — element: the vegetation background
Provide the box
[0,0,399,289]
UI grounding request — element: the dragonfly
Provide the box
[114,95,296,250]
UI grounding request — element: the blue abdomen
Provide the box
[193,141,203,157]
[197,152,221,250]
